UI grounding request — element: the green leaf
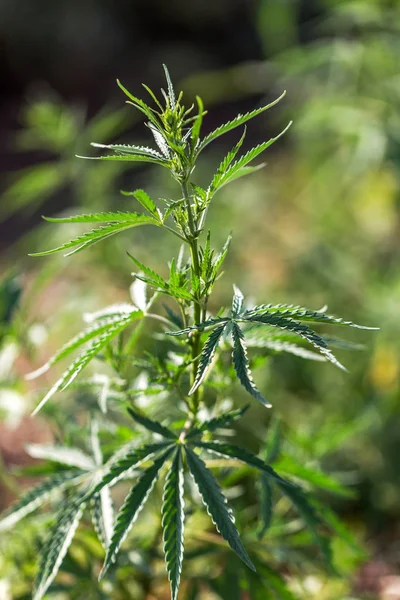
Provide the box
[231,321,271,408]
[127,407,177,440]
[25,444,95,470]
[43,211,152,224]
[208,128,247,196]
[244,304,378,331]
[116,79,162,130]
[245,337,326,362]
[191,96,205,153]
[91,488,114,550]
[186,405,249,439]
[121,189,161,220]
[276,481,333,568]
[27,311,142,380]
[91,142,166,162]
[33,492,86,600]
[32,312,141,415]
[30,216,158,257]
[184,447,256,572]
[231,285,244,317]
[77,152,168,167]
[100,449,172,578]
[197,91,287,153]
[128,254,169,290]
[192,441,288,485]
[162,448,185,600]
[95,442,172,492]
[167,317,229,337]
[210,122,292,193]
[0,470,82,532]
[257,476,273,539]
[274,455,353,498]
[243,313,347,371]
[211,233,232,279]
[189,322,227,395]
[163,64,176,108]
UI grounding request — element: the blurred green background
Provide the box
[0,1,399,598]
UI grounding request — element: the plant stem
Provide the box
[181,180,201,417]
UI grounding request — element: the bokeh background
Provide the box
[0,1,399,599]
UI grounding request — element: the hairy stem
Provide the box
[181,180,201,417]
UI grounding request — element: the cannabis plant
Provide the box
[0,66,376,600]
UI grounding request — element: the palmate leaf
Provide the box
[100,449,173,578]
[33,491,87,600]
[162,448,185,600]
[27,311,142,380]
[127,407,177,440]
[196,91,287,154]
[184,446,256,572]
[193,441,289,485]
[186,405,249,440]
[32,312,142,415]
[116,79,162,130]
[231,321,271,408]
[30,215,158,257]
[0,470,82,532]
[245,303,378,330]
[189,322,227,395]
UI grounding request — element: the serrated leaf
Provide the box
[25,444,95,470]
[44,211,149,224]
[192,441,288,485]
[0,470,82,532]
[27,311,141,380]
[162,448,185,600]
[231,321,271,408]
[121,189,161,220]
[197,91,286,154]
[91,487,114,549]
[91,142,166,161]
[243,313,347,371]
[208,128,247,196]
[245,338,326,362]
[212,233,232,278]
[184,446,255,572]
[189,323,227,395]
[245,304,378,331]
[127,407,177,439]
[32,312,141,415]
[116,79,162,130]
[186,405,249,439]
[94,442,172,492]
[166,317,229,336]
[163,64,176,109]
[33,492,86,600]
[210,122,292,193]
[128,253,169,289]
[30,216,158,257]
[231,285,244,317]
[77,152,168,167]
[100,450,172,578]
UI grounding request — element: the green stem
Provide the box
[181,180,201,417]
